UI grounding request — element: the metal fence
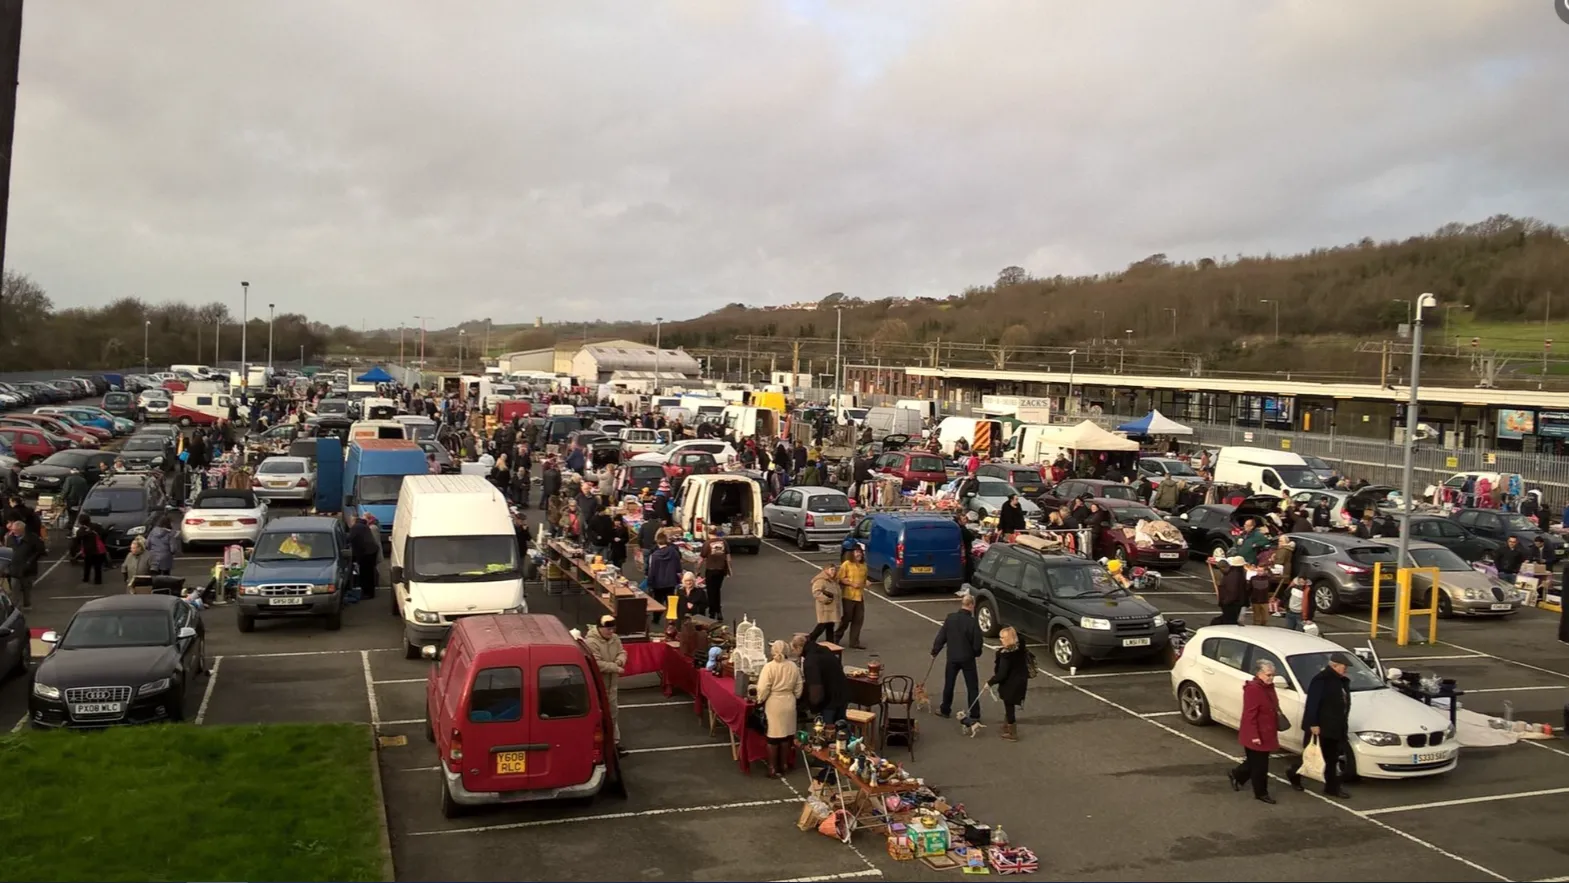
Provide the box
[804,390,1569,502]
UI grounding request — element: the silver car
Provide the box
[251,455,316,502]
[960,478,1042,521]
[1373,539,1525,617]
[763,486,854,550]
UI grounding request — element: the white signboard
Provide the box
[981,395,1053,415]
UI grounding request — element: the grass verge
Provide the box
[0,722,385,882]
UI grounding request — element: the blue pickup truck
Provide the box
[236,515,354,632]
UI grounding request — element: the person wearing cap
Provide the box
[348,512,381,600]
[1287,652,1354,799]
[1211,556,1248,626]
[584,615,628,755]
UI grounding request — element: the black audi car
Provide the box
[116,434,173,473]
[16,449,118,498]
[28,594,207,729]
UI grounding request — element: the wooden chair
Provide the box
[879,674,918,759]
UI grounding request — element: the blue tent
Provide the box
[1115,409,1192,436]
[355,366,395,384]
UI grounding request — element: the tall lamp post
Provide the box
[653,317,663,395]
[1395,293,1438,578]
[143,319,151,375]
[1260,299,1280,341]
[239,281,250,390]
[458,329,466,375]
[267,303,275,371]
[833,299,844,410]
[1067,348,1077,415]
[414,316,428,371]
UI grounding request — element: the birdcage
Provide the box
[731,616,767,678]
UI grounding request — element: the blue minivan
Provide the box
[846,512,966,596]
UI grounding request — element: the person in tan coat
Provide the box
[584,614,629,756]
[754,639,803,778]
[807,565,839,644]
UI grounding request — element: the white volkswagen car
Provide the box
[180,488,268,551]
[1171,626,1457,780]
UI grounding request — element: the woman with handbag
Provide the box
[807,565,839,644]
[1228,658,1282,804]
[754,640,803,778]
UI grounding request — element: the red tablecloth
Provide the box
[621,640,701,703]
[698,670,771,774]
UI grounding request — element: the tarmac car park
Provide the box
[3,497,1568,882]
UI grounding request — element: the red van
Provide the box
[496,400,532,423]
[425,614,622,817]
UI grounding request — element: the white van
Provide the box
[1213,447,1326,497]
[721,404,780,441]
[936,416,1005,458]
[676,473,763,554]
[896,399,939,420]
[390,474,526,659]
[546,403,577,417]
[680,396,727,424]
[652,396,683,413]
[361,396,398,420]
[1004,424,1069,465]
[349,420,407,443]
[863,406,923,440]
[170,391,243,426]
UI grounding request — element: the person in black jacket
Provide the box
[1212,557,1247,625]
[1493,535,1527,584]
[997,494,1027,535]
[586,506,614,558]
[988,626,1032,741]
[932,593,985,731]
[1287,653,1353,799]
[6,519,45,608]
[793,632,848,725]
[348,513,381,600]
[70,514,107,585]
[539,458,562,511]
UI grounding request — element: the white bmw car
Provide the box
[180,488,268,551]
[1171,626,1458,780]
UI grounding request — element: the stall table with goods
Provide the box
[542,538,662,638]
[794,715,1038,874]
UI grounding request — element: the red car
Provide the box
[872,450,948,489]
[663,450,718,480]
[0,426,69,464]
[34,411,112,442]
[1,414,98,448]
[1092,498,1188,569]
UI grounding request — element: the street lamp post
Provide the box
[653,317,663,395]
[414,316,428,370]
[240,281,249,390]
[458,329,466,375]
[833,300,844,410]
[1260,299,1280,341]
[143,319,150,375]
[1395,293,1438,577]
[1067,348,1077,415]
[267,303,275,371]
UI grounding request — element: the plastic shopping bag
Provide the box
[1299,735,1327,782]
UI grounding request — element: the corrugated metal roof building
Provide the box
[572,344,701,383]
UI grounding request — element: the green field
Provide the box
[0,723,387,883]
[1444,315,1569,355]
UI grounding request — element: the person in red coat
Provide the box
[1228,658,1282,804]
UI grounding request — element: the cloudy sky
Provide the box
[10,0,1568,328]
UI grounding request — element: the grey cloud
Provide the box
[9,0,1567,327]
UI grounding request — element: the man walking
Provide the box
[348,513,381,601]
[6,520,45,610]
[1288,652,1353,799]
[932,594,985,734]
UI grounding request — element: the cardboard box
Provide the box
[906,818,950,857]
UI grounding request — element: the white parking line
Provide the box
[623,743,727,755]
[1335,612,1569,682]
[223,647,398,659]
[361,650,381,728]
[620,700,690,709]
[1362,786,1569,816]
[1136,591,1215,597]
[1138,711,1182,718]
[193,656,223,725]
[377,718,423,727]
[9,713,25,733]
[1062,670,1168,680]
[1526,740,1569,760]
[774,872,884,882]
[1463,685,1568,694]
[408,796,798,836]
[372,677,425,685]
[399,765,440,772]
[46,594,110,601]
[1381,654,1487,662]
[764,540,1511,881]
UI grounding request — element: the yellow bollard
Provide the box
[1395,566,1441,646]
